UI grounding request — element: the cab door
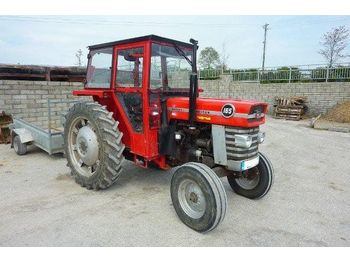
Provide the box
[113,42,154,158]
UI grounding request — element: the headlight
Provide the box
[234,135,252,148]
[257,132,265,144]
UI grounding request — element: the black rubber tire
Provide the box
[171,162,227,233]
[227,152,274,199]
[13,135,27,155]
[64,101,125,190]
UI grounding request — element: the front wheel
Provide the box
[227,152,274,199]
[171,162,227,233]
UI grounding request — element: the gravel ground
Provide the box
[0,117,349,246]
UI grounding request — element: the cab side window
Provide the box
[116,47,144,88]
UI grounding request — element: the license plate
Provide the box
[240,156,259,171]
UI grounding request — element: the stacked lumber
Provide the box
[0,64,86,82]
[273,96,308,120]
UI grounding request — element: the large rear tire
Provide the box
[227,152,274,199]
[171,162,227,233]
[64,101,125,190]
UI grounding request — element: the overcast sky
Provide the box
[1,15,350,68]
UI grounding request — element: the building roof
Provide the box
[88,34,194,50]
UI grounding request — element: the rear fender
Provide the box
[10,128,33,148]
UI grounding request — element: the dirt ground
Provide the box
[323,101,350,123]
[313,119,350,132]
[0,117,349,247]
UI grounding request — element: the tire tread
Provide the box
[171,162,227,233]
[64,101,125,190]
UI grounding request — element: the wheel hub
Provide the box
[76,126,99,166]
[236,168,260,190]
[189,192,198,203]
[178,179,206,219]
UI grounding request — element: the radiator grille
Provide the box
[225,126,259,161]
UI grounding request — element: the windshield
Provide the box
[150,43,192,90]
[86,48,113,88]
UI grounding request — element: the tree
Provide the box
[220,41,230,73]
[199,47,220,69]
[75,49,83,66]
[319,26,349,67]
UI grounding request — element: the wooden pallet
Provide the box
[273,113,301,121]
[273,105,304,121]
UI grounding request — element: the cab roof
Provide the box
[88,34,194,51]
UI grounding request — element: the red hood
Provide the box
[166,97,268,127]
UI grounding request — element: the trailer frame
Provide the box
[10,99,81,155]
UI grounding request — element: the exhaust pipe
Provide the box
[189,38,198,130]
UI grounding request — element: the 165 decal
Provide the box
[221,104,235,118]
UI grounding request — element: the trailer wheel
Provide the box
[171,162,227,233]
[13,135,27,155]
[227,152,274,199]
[64,101,125,190]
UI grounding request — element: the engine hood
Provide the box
[166,97,268,127]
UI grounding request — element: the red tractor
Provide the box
[64,35,273,233]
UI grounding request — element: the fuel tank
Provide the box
[166,97,268,128]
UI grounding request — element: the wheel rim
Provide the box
[68,117,99,177]
[178,178,206,219]
[235,168,260,190]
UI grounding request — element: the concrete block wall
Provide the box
[1,78,350,128]
[200,75,350,116]
[0,80,87,129]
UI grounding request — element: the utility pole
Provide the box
[261,23,269,71]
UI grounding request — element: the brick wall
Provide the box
[200,75,350,116]
[0,80,86,129]
[1,78,350,128]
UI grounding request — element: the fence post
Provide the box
[326,67,329,82]
[257,69,260,83]
[288,67,292,83]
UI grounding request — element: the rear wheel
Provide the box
[171,162,227,233]
[13,135,27,155]
[64,101,125,190]
[227,152,273,199]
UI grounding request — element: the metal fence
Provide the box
[198,63,350,83]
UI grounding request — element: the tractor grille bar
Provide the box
[225,126,259,161]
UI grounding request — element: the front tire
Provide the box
[64,101,125,190]
[227,152,274,199]
[171,162,227,233]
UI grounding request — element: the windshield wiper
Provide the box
[173,43,193,66]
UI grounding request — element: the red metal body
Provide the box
[73,35,268,169]
[167,97,267,127]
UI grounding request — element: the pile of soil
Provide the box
[323,101,350,123]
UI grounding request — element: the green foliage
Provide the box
[228,66,350,84]
[323,66,350,82]
[259,67,301,83]
[199,69,220,80]
[200,64,350,83]
[199,47,220,69]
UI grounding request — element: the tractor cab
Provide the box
[74,35,197,166]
